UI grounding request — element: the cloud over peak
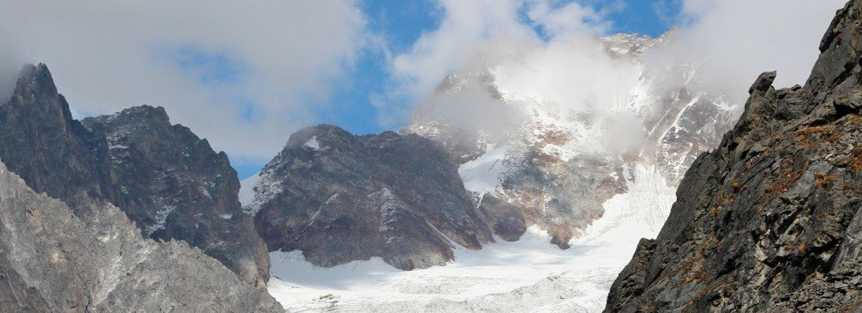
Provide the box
[0,0,371,163]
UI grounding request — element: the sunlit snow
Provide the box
[238,172,260,207]
[458,145,508,194]
[265,165,675,313]
[305,136,321,150]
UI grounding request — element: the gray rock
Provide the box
[0,160,283,312]
[83,106,270,287]
[605,1,862,311]
[0,64,270,286]
[249,125,494,270]
[748,71,777,94]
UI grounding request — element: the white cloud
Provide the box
[0,0,371,164]
[0,0,848,166]
[655,0,848,103]
[385,0,848,129]
[379,0,612,126]
[525,0,615,38]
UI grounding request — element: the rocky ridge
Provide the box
[0,64,270,286]
[82,105,270,287]
[0,160,282,312]
[605,1,862,311]
[246,125,494,270]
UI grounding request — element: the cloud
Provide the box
[0,0,848,168]
[378,0,612,126]
[383,0,847,130]
[0,0,372,163]
[653,0,848,103]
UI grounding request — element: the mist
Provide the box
[388,0,847,157]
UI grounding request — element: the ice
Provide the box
[266,165,675,313]
[458,146,508,194]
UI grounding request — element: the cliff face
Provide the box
[82,106,270,287]
[0,63,115,211]
[0,64,269,286]
[606,1,862,312]
[246,125,494,270]
[0,160,282,312]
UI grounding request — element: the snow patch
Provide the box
[238,172,261,207]
[145,205,176,235]
[571,164,675,246]
[240,170,283,216]
[305,136,322,150]
[458,146,508,194]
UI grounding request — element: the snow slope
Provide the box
[239,172,261,207]
[265,165,675,313]
[458,145,508,194]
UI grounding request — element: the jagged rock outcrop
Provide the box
[605,1,862,311]
[245,125,494,270]
[0,160,283,312]
[404,34,737,248]
[0,63,115,211]
[0,64,270,286]
[82,106,270,287]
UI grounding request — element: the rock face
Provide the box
[0,64,270,286]
[246,125,493,270]
[404,33,738,248]
[0,160,283,312]
[82,106,270,287]
[0,63,115,211]
[605,2,862,312]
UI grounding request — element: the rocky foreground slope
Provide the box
[606,1,862,311]
[0,160,282,312]
[0,64,269,286]
[245,125,494,270]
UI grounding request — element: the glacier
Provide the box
[262,164,674,313]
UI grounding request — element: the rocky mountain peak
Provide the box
[0,64,271,287]
[246,124,494,270]
[0,64,114,207]
[15,64,59,100]
[283,124,350,151]
[9,64,75,130]
[99,104,171,125]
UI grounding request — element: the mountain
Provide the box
[81,105,271,286]
[0,64,270,286]
[605,1,862,311]
[244,125,493,270]
[404,33,739,248]
[0,160,282,312]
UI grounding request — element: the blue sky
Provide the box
[231,0,681,179]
